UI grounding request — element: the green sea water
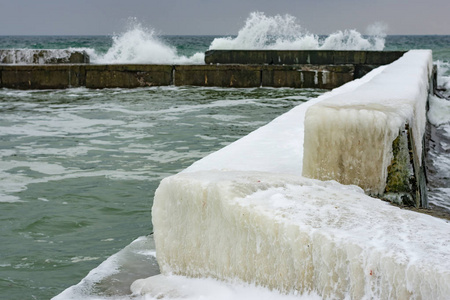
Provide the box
[0,84,324,299]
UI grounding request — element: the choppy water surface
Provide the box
[0,86,324,299]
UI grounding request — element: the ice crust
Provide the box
[184,65,387,176]
[153,171,450,299]
[148,50,450,299]
[303,50,433,194]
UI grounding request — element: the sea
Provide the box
[1,13,450,300]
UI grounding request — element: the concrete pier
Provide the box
[0,50,407,90]
[0,64,358,90]
[0,50,89,64]
[205,50,406,66]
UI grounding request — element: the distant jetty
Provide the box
[0,50,406,89]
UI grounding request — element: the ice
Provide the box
[131,274,321,300]
[152,171,450,299]
[303,50,433,194]
[146,50,450,299]
[53,236,160,300]
[184,66,386,175]
[428,94,450,126]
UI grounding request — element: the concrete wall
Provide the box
[0,65,86,89]
[0,50,89,64]
[205,50,406,66]
[85,65,173,88]
[261,65,354,89]
[0,50,407,90]
[0,63,360,90]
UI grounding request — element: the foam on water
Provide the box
[209,12,386,51]
[428,94,450,126]
[92,13,386,64]
[436,60,450,98]
[427,90,450,211]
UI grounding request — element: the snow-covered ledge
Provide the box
[303,50,432,206]
[146,51,450,299]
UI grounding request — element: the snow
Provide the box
[303,50,433,194]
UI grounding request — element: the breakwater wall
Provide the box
[0,50,405,89]
[0,49,89,64]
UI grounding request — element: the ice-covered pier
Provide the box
[143,50,450,299]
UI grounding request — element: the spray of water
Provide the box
[89,13,387,64]
[4,13,387,65]
[91,19,204,64]
[209,12,387,51]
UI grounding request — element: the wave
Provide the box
[209,12,387,51]
[90,13,386,64]
[89,20,204,64]
[0,12,387,65]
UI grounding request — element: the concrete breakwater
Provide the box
[0,50,405,89]
[0,49,89,64]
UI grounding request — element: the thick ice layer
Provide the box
[303,50,433,194]
[153,171,450,299]
[53,236,160,300]
[184,66,386,175]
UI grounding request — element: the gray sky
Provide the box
[0,0,449,36]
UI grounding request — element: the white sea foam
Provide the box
[84,12,386,65]
[2,13,387,65]
[209,12,386,51]
[428,94,450,126]
[91,20,204,65]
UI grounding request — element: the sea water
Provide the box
[1,12,450,300]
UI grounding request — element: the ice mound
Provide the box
[152,170,450,299]
[184,66,387,176]
[303,50,433,195]
[147,50,447,299]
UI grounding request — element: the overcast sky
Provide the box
[0,0,449,36]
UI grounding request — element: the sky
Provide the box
[0,0,449,36]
